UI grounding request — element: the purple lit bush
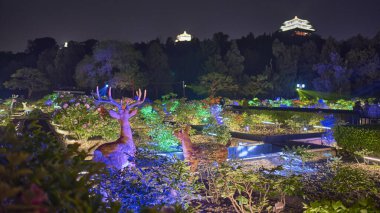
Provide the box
[93,151,197,212]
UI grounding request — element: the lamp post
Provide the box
[296,83,305,90]
[182,81,186,98]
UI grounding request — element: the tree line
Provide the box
[1,31,380,99]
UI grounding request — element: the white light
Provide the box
[239,151,248,157]
[262,121,275,125]
[363,156,380,163]
[301,84,305,88]
[313,125,331,130]
[64,42,68,47]
[297,84,300,88]
[280,16,315,32]
[175,31,192,42]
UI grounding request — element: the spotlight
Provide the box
[296,83,306,89]
[105,84,109,88]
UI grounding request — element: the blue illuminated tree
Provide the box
[312,52,352,95]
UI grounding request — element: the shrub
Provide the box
[303,164,379,207]
[303,199,378,213]
[0,123,118,212]
[198,162,303,213]
[322,166,378,204]
[334,125,380,157]
[94,151,197,212]
[202,118,231,145]
[140,105,180,151]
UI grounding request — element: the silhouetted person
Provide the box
[353,101,363,113]
[353,101,363,125]
[363,100,370,115]
[361,100,371,124]
[368,99,380,122]
[220,97,225,107]
[242,98,249,109]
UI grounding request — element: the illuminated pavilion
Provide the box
[280,16,315,36]
[175,31,192,42]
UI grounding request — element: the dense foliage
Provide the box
[0,122,118,212]
[52,93,120,141]
[334,125,380,157]
[223,110,327,135]
[2,31,380,99]
[94,151,197,212]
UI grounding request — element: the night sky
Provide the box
[1,0,379,52]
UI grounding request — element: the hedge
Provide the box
[334,125,380,157]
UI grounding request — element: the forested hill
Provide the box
[1,31,380,99]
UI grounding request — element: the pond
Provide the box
[158,139,320,161]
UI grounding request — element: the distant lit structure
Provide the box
[280,16,315,36]
[64,41,68,47]
[175,31,192,42]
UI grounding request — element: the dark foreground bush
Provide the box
[0,123,119,212]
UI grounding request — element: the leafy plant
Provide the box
[303,199,378,213]
[282,145,315,172]
[353,149,373,164]
[203,162,272,213]
[53,99,119,141]
[202,118,231,146]
[140,105,180,151]
[0,122,119,212]
[327,167,377,200]
[334,125,380,157]
[95,151,197,212]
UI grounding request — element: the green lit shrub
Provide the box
[53,100,119,141]
[303,199,378,213]
[334,125,380,157]
[202,119,231,146]
[0,108,9,126]
[140,105,179,151]
[148,124,180,151]
[173,101,211,125]
[224,109,325,134]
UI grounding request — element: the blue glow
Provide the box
[105,84,109,88]
[239,151,248,157]
[210,104,224,125]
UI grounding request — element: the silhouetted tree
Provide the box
[3,68,50,98]
[313,52,352,95]
[75,41,141,89]
[26,37,57,56]
[145,42,173,97]
[109,71,147,96]
[243,74,273,98]
[50,41,86,87]
[224,41,245,80]
[346,48,380,93]
[272,39,300,97]
[191,72,238,97]
[203,54,227,74]
[320,37,340,62]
